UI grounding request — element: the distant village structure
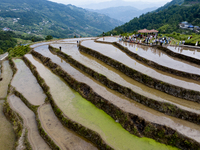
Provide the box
[2,27,11,31]
[179,21,200,32]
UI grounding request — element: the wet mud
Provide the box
[33,47,200,140]
[166,45,200,60]
[80,40,200,102]
[0,61,13,98]
[11,59,46,106]
[117,41,200,78]
[8,94,50,150]
[49,43,200,115]
[157,45,200,66]
[0,100,15,150]
[97,37,119,43]
[39,104,98,150]
[25,54,179,150]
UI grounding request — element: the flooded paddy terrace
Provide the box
[2,37,200,150]
[25,53,179,150]
[0,61,13,98]
[119,41,200,75]
[81,40,200,92]
[0,100,15,150]
[38,104,97,150]
[49,43,200,114]
[32,45,200,144]
[165,45,200,60]
[8,94,50,150]
[11,59,46,106]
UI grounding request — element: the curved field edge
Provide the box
[3,99,27,149]
[2,59,25,149]
[28,50,200,150]
[49,45,200,125]
[112,42,200,81]
[23,56,114,150]
[8,58,60,150]
[157,45,200,66]
[95,38,200,66]
[79,44,200,103]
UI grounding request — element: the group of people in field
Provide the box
[119,33,173,46]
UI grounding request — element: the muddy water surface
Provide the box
[97,37,119,42]
[60,37,94,43]
[0,100,15,150]
[0,61,13,98]
[8,94,50,150]
[32,47,200,143]
[39,104,98,150]
[119,42,200,75]
[49,44,200,114]
[30,42,53,48]
[26,54,178,150]
[11,59,46,106]
[165,45,200,59]
[81,40,200,91]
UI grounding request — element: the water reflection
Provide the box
[120,41,200,75]
[49,43,200,114]
[26,54,179,150]
[32,45,200,143]
[81,40,200,92]
[39,104,97,150]
[166,45,200,60]
[8,95,50,150]
[11,59,46,106]
[0,61,13,98]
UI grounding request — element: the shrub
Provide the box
[8,45,31,58]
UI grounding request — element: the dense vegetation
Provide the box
[0,0,122,38]
[155,0,184,12]
[0,30,44,54]
[0,31,17,54]
[8,45,31,58]
[106,2,200,35]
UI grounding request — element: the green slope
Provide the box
[155,0,184,12]
[106,0,200,35]
[0,0,123,38]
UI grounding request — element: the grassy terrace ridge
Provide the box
[78,43,200,103]
[23,55,113,150]
[28,49,200,149]
[94,39,200,81]
[48,45,200,125]
[8,58,59,149]
[156,45,200,66]
[2,59,29,149]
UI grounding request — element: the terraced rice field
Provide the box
[165,45,200,60]
[0,61,13,98]
[0,100,15,150]
[1,37,200,150]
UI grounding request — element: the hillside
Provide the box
[106,1,200,35]
[156,0,184,12]
[0,0,123,38]
[89,6,157,23]
[0,31,17,54]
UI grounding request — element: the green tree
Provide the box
[45,35,53,40]
[0,49,4,54]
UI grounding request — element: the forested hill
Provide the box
[155,0,184,12]
[0,0,122,38]
[106,1,200,35]
[0,31,17,54]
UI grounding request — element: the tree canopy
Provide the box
[106,4,200,35]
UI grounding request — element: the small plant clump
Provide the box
[8,45,31,58]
